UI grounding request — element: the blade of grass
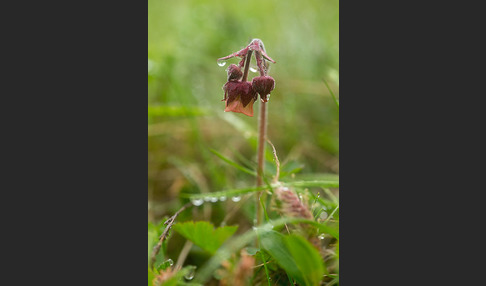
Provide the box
[180,180,339,200]
[322,78,339,110]
[210,149,257,176]
[260,196,270,223]
[284,180,339,188]
[259,251,272,286]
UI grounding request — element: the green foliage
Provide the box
[209,149,257,176]
[260,231,303,284]
[284,235,326,285]
[149,264,203,286]
[172,221,238,254]
[148,222,159,262]
[148,268,155,286]
[259,231,326,286]
[259,251,272,286]
[180,179,339,200]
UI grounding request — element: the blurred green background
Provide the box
[148,0,339,223]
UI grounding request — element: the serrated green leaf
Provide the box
[173,221,238,254]
[284,234,326,286]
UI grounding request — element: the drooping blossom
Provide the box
[251,75,275,102]
[222,81,257,117]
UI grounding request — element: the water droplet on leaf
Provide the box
[184,265,197,280]
[319,211,328,220]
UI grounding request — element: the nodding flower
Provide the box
[218,39,275,116]
[226,64,242,82]
[251,75,275,102]
[222,81,257,117]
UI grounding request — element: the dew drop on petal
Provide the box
[191,199,204,206]
[231,196,241,202]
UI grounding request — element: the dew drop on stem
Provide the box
[164,258,174,267]
[217,60,227,67]
[319,211,328,220]
[231,196,241,202]
[191,199,204,206]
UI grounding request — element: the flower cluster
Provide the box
[218,39,276,117]
[274,186,313,220]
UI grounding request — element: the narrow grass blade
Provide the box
[259,251,272,286]
[322,78,339,110]
[180,185,267,199]
[210,149,257,176]
[180,180,339,200]
[283,180,339,188]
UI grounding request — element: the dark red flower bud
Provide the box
[222,81,257,117]
[251,76,275,102]
[226,64,242,82]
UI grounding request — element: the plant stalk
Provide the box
[256,100,267,227]
[256,54,268,228]
[242,50,252,82]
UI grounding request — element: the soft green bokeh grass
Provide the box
[148,0,339,224]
